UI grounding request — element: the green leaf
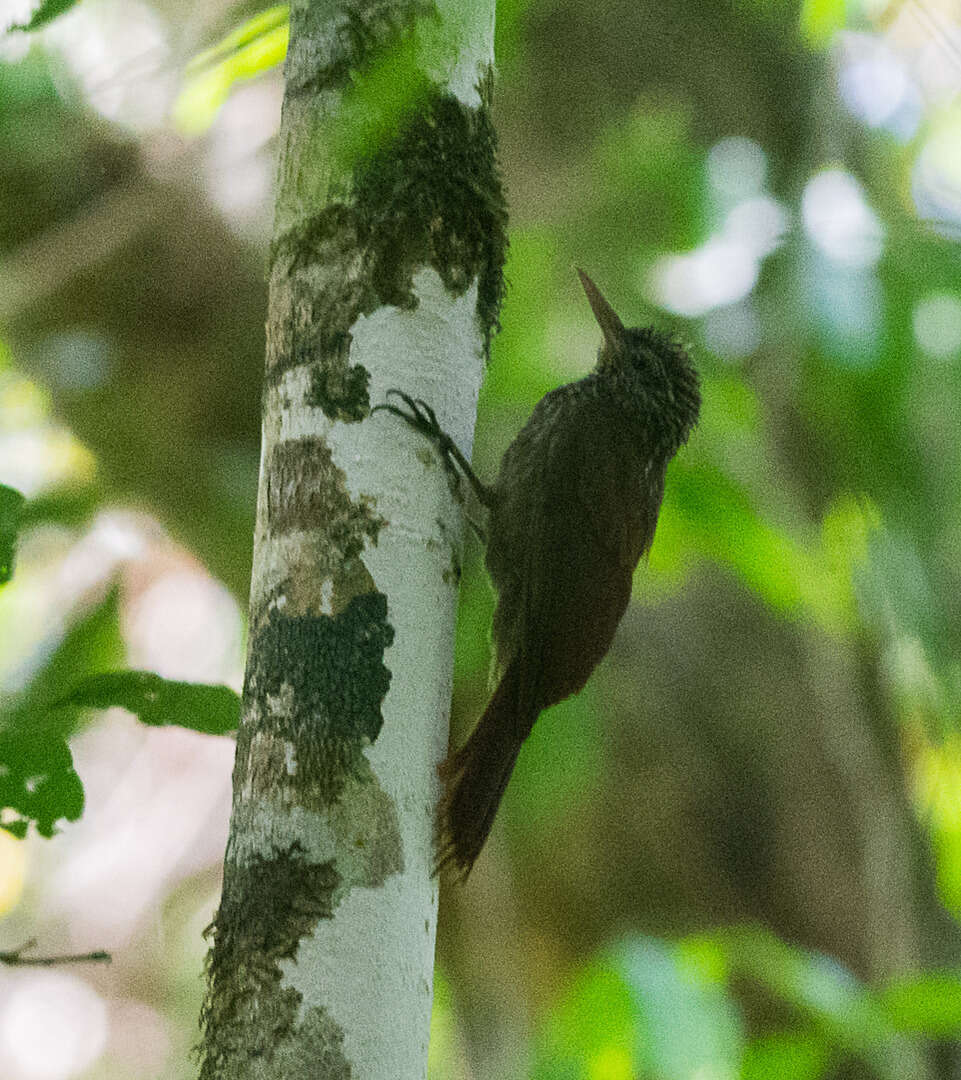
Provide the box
[7,0,80,32]
[18,486,101,531]
[185,4,289,72]
[0,485,25,586]
[799,0,846,47]
[56,671,240,735]
[0,721,83,838]
[328,34,432,171]
[0,590,122,837]
[8,590,124,721]
[879,973,961,1036]
[174,7,289,135]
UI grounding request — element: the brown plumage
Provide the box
[379,271,700,878]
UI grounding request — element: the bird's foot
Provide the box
[373,390,493,512]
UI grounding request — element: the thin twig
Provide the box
[0,939,111,967]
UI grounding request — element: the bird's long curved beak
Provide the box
[577,269,625,350]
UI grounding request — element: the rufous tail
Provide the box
[435,661,534,879]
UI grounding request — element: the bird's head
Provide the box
[577,268,701,442]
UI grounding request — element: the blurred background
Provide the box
[2,0,961,1076]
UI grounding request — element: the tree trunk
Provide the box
[198,2,505,1077]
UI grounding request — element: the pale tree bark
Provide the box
[198,2,505,1077]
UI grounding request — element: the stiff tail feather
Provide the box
[435,661,534,879]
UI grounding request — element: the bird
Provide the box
[376,269,701,877]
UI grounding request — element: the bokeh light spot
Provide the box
[706,137,767,199]
[107,1000,170,1078]
[0,972,107,1079]
[838,32,917,134]
[913,292,961,359]
[724,195,790,257]
[801,169,884,267]
[649,238,759,318]
[125,571,244,686]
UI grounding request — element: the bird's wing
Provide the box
[551,397,660,569]
[511,397,661,709]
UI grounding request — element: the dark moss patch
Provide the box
[198,843,340,1079]
[244,593,394,798]
[306,361,370,422]
[268,80,507,387]
[199,589,400,1074]
[354,82,506,352]
[276,204,362,280]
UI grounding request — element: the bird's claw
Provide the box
[374,390,464,500]
[375,390,442,439]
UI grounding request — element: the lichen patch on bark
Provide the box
[284,0,434,100]
[199,844,343,1080]
[200,585,403,1075]
[229,765,404,887]
[265,437,384,545]
[255,1006,352,1080]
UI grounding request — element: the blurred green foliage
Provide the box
[0,589,121,836]
[175,6,289,134]
[0,537,238,835]
[0,483,23,584]
[5,0,80,33]
[530,929,961,1080]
